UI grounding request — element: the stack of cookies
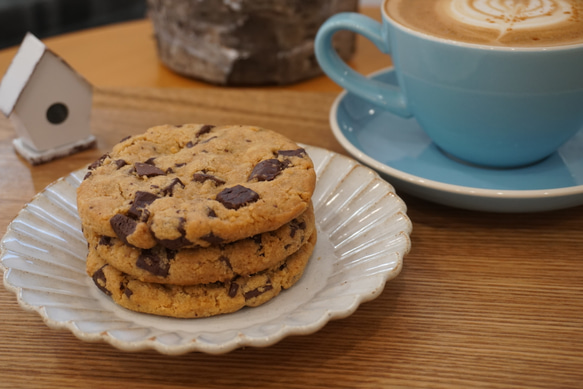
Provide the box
[77,124,317,318]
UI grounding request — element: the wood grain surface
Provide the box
[0,86,582,389]
[0,7,582,389]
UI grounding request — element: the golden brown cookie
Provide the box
[77,124,316,249]
[86,204,315,285]
[87,232,316,318]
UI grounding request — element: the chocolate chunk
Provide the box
[216,185,259,210]
[110,214,137,245]
[145,157,157,165]
[161,178,185,196]
[127,191,159,220]
[248,159,284,182]
[119,135,132,143]
[289,219,306,238]
[140,209,151,222]
[92,265,112,296]
[193,173,225,186]
[201,232,225,245]
[228,283,239,298]
[98,236,113,246]
[134,162,165,177]
[207,207,217,218]
[251,234,264,256]
[166,249,177,260]
[123,286,133,298]
[83,171,92,180]
[158,236,192,250]
[114,159,128,169]
[156,218,192,249]
[277,148,306,157]
[200,136,217,144]
[186,135,217,149]
[131,190,159,207]
[175,162,187,168]
[136,249,170,277]
[244,281,273,300]
[88,153,108,170]
[196,124,215,137]
[219,255,233,270]
[251,234,262,245]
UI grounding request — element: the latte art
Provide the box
[450,0,572,39]
[386,0,583,47]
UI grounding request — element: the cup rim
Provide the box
[381,2,583,52]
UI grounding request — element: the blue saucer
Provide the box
[330,67,583,212]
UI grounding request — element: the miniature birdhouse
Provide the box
[0,32,95,165]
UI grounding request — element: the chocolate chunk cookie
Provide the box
[87,232,316,318]
[77,124,316,249]
[87,204,315,285]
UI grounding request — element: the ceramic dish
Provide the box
[330,67,583,213]
[0,144,411,355]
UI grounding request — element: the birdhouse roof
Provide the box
[0,32,90,116]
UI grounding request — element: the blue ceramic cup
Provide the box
[315,2,583,168]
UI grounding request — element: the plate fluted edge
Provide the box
[0,144,412,354]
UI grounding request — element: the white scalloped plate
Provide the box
[0,145,411,355]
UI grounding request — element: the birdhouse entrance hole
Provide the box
[46,102,68,124]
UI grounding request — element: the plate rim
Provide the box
[0,144,412,355]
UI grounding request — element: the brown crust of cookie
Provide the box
[86,232,317,318]
[77,124,316,249]
[87,204,315,285]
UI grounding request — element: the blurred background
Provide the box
[0,0,381,50]
[0,0,147,48]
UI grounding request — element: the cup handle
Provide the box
[315,12,412,118]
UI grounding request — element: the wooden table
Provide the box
[1,9,582,389]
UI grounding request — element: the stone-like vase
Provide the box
[147,0,358,85]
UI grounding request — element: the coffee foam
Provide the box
[386,0,583,47]
[449,0,572,37]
